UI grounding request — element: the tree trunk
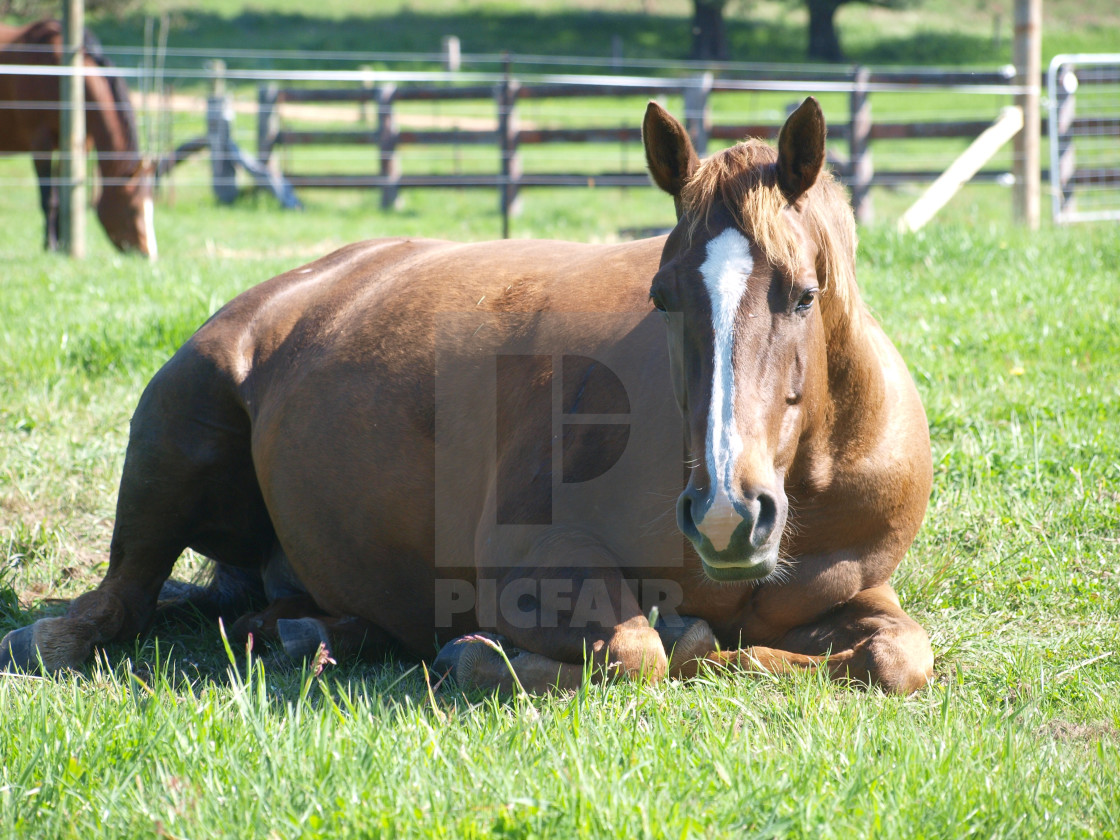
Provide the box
[690,0,728,61]
[806,0,846,63]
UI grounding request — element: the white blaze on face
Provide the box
[696,228,753,552]
[143,197,158,261]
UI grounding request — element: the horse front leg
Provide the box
[670,584,934,695]
[432,536,671,693]
[32,154,59,251]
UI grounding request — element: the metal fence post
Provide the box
[849,66,874,224]
[1053,64,1077,221]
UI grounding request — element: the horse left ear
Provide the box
[777,97,827,204]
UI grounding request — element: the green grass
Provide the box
[2,2,1120,837]
[1,173,1118,840]
[68,0,1120,68]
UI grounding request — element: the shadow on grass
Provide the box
[0,580,434,703]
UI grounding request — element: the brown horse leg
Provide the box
[227,595,321,651]
[32,154,59,251]
[0,525,185,673]
[2,361,271,674]
[0,421,209,673]
[673,585,933,694]
[226,596,394,664]
[276,615,396,663]
[433,544,670,693]
[435,612,719,695]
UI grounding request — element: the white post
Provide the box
[1013,0,1042,229]
[59,0,86,257]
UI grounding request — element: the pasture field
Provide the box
[2,1,1120,837]
[1,172,1119,838]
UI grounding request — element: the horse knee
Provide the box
[593,621,668,682]
[856,625,934,695]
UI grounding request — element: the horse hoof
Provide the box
[0,625,39,674]
[276,618,330,660]
[659,617,716,667]
[430,633,508,688]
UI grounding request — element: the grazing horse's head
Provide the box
[643,97,857,582]
[96,160,158,259]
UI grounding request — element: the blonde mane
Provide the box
[680,140,859,329]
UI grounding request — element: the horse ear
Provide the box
[776,97,827,204]
[643,101,699,203]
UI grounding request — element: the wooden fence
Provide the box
[253,65,1030,229]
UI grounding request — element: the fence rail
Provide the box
[244,65,1048,227]
[0,56,1082,230]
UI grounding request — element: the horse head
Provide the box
[644,97,856,582]
[96,158,158,260]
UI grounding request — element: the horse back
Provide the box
[185,236,664,406]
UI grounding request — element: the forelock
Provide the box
[679,141,856,319]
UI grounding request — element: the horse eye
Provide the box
[795,290,818,312]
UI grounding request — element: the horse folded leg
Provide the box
[0,625,37,673]
[276,618,330,660]
[431,633,585,694]
[0,578,160,674]
[684,585,934,694]
[658,617,717,677]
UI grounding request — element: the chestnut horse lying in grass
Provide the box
[1,98,934,694]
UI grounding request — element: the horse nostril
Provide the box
[750,492,779,549]
[676,492,699,540]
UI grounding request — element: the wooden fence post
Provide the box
[1053,65,1077,221]
[257,83,280,178]
[206,59,237,204]
[59,0,86,258]
[377,84,400,209]
[498,60,521,238]
[683,72,713,156]
[443,36,461,73]
[1013,0,1041,228]
[849,65,874,224]
[359,66,374,126]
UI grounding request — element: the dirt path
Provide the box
[132,91,501,130]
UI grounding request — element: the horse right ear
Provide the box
[643,101,699,209]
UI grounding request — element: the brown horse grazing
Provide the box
[0,19,157,257]
[0,98,935,694]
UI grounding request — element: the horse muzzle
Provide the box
[676,484,786,581]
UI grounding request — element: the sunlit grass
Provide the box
[2,2,1119,835]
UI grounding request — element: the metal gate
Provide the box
[1048,54,1120,224]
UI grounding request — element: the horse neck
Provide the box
[83,70,141,183]
[801,274,888,454]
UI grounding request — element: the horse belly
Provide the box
[213,236,670,652]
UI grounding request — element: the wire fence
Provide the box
[3,46,1108,228]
